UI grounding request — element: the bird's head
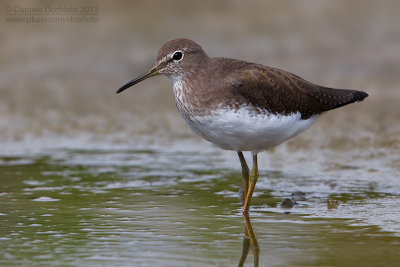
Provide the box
[116,38,208,94]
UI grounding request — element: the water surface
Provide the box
[1,146,399,266]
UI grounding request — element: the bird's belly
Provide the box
[183,107,318,152]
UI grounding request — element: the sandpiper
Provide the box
[117,38,368,214]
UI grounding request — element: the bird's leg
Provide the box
[243,154,259,214]
[238,152,250,206]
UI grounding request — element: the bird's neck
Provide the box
[169,73,204,118]
[170,74,189,104]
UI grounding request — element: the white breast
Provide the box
[187,107,318,152]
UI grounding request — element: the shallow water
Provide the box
[1,146,400,266]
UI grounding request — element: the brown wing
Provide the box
[229,65,368,119]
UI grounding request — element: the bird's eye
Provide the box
[172,51,183,61]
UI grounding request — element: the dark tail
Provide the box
[352,90,369,102]
[329,89,368,110]
[309,87,369,112]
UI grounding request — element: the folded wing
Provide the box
[230,65,368,119]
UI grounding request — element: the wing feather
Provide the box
[230,65,368,119]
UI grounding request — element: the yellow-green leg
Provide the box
[238,152,260,266]
[237,152,249,205]
[243,154,259,214]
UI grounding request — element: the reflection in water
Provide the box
[2,149,400,266]
[238,212,260,267]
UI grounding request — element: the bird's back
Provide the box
[204,58,368,119]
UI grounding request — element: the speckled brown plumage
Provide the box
[218,60,368,119]
[150,39,368,119]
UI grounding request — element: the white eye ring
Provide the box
[172,50,184,61]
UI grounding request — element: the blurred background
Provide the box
[1,1,400,265]
[0,0,399,153]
